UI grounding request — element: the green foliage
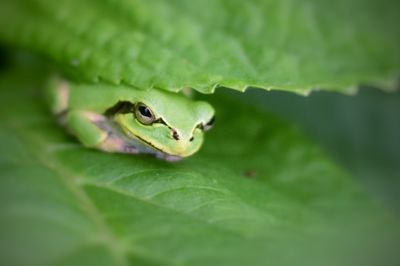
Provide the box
[0,65,399,266]
[0,0,399,265]
[0,0,399,94]
[239,87,400,210]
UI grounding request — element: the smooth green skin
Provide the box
[47,78,215,160]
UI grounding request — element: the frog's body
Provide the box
[47,77,215,161]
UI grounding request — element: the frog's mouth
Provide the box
[127,131,183,162]
[94,119,183,161]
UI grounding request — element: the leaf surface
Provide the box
[0,65,399,266]
[0,0,399,94]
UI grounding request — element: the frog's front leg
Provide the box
[65,110,139,153]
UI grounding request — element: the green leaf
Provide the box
[0,0,399,94]
[1,64,399,266]
[237,87,400,210]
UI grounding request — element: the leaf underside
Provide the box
[0,0,399,94]
[0,64,399,266]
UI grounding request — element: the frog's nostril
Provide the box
[172,130,180,141]
[190,136,194,142]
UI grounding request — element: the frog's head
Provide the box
[106,89,215,160]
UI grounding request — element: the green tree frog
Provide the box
[47,77,215,161]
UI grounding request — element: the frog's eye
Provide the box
[134,103,155,125]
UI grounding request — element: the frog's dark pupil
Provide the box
[139,106,152,117]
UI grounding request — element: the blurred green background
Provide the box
[232,86,400,212]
